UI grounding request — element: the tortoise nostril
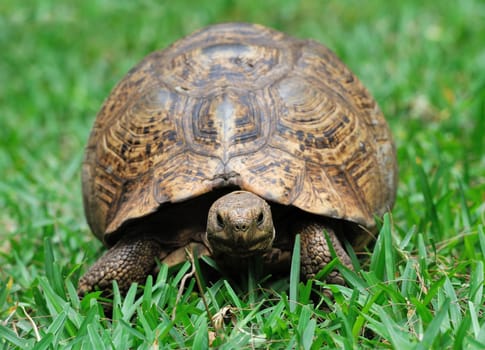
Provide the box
[235,223,248,231]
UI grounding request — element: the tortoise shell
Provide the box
[82,22,397,248]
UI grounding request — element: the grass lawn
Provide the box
[1,0,484,348]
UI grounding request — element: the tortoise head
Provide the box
[206,191,275,257]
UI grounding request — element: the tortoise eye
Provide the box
[216,213,225,228]
[256,212,264,226]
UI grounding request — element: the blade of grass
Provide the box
[382,213,396,284]
[121,283,141,320]
[416,163,442,240]
[289,234,301,313]
[410,296,433,325]
[192,315,209,348]
[453,312,471,350]
[65,279,80,310]
[44,238,65,298]
[298,280,313,306]
[223,280,243,310]
[247,259,257,307]
[398,225,416,251]
[136,306,153,341]
[192,246,208,291]
[142,275,153,310]
[400,259,418,299]
[416,298,450,350]
[45,310,67,342]
[32,333,54,350]
[417,233,430,282]
[263,301,285,332]
[468,301,480,339]
[87,323,106,349]
[119,318,145,341]
[0,325,32,348]
[443,277,461,330]
[422,276,446,306]
[339,267,369,292]
[366,306,411,349]
[352,289,384,338]
[343,239,361,272]
[314,258,339,281]
[296,307,315,350]
[457,178,472,231]
[369,226,385,280]
[37,277,66,317]
[302,318,316,350]
[0,277,13,316]
[478,225,485,261]
[77,303,102,338]
[469,260,483,306]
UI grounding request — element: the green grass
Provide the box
[1,0,484,348]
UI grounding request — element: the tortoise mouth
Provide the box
[207,231,275,257]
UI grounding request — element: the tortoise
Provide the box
[78,22,397,295]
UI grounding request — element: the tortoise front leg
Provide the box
[299,223,353,285]
[78,238,161,296]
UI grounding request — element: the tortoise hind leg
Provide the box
[78,238,161,296]
[299,223,353,285]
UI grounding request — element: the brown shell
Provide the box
[82,22,397,244]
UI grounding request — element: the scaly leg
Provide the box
[78,238,161,296]
[299,223,353,285]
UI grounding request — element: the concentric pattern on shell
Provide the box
[82,22,397,240]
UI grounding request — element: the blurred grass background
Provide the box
[1,0,484,348]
